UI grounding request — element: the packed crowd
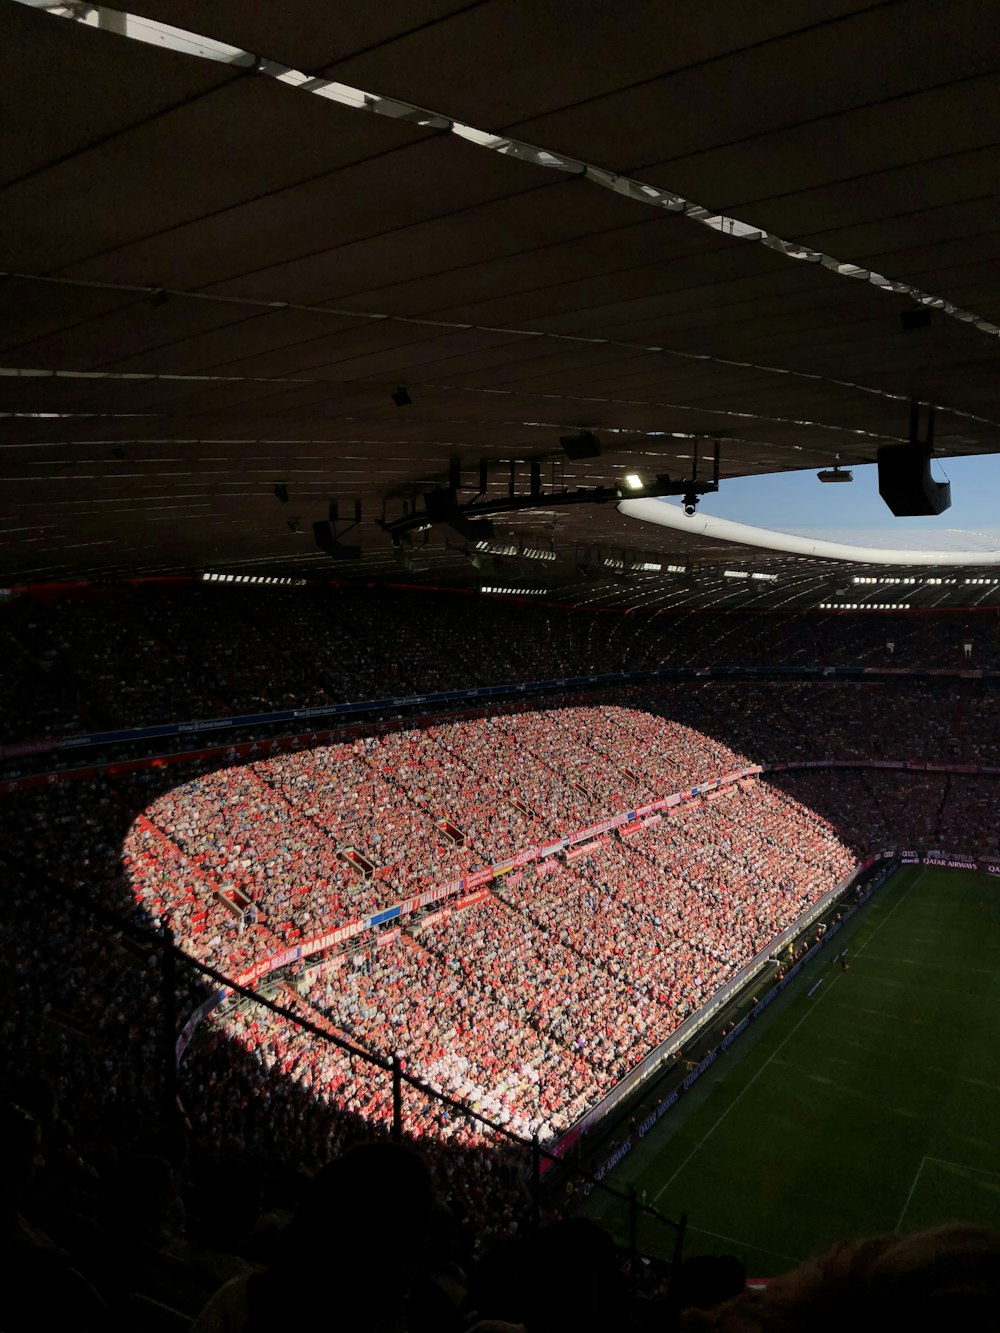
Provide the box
[4,585,1000,1328]
[3,691,997,1160]
[102,710,848,1154]
[172,775,854,1165]
[2,674,999,1328]
[654,678,979,766]
[3,583,998,746]
[773,768,1000,860]
[1,661,1000,1295]
[119,708,751,962]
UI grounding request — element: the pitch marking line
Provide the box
[895,1155,927,1233]
[923,1157,1000,1181]
[654,870,924,1205]
[895,1155,1000,1233]
[685,1223,802,1266]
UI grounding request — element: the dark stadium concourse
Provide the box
[4,0,1000,1329]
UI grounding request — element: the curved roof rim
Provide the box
[618,498,1000,567]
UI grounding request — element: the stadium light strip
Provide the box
[472,540,556,561]
[17,0,1000,357]
[855,575,961,585]
[202,572,305,585]
[620,498,1000,567]
[599,556,671,572]
[479,585,546,596]
[818,603,912,610]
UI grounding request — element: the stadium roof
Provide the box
[3,0,1000,610]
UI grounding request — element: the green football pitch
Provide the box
[582,865,1000,1276]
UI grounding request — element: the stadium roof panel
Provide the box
[2,0,1000,598]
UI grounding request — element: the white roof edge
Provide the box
[618,498,1000,567]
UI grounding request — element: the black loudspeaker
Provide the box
[312,521,361,561]
[424,489,493,541]
[559,431,601,460]
[876,446,951,516]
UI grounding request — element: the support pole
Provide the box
[670,1211,688,1301]
[531,1133,541,1231]
[160,923,178,1131]
[392,1055,403,1141]
[628,1185,639,1291]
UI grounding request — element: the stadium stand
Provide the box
[3,593,1000,1330]
[2,588,1000,746]
[7,0,1000,1316]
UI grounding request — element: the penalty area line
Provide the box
[684,1223,802,1267]
[923,1156,1000,1181]
[896,1155,927,1234]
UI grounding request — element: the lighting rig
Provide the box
[378,438,722,544]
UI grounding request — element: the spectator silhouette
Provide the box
[194,1141,434,1332]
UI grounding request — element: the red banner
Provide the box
[463,867,494,890]
[565,834,610,861]
[302,918,367,954]
[453,887,491,911]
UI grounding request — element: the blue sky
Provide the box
[693,454,1000,536]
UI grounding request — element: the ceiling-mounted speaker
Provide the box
[876,447,950,516]
[424,488,493,541]
[880,445,949,511]
[560,431,601,460]
[312,521,362,561]
[877,401,950,516]
[900,308,933,331]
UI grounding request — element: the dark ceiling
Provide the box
[3,0,1000,611]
